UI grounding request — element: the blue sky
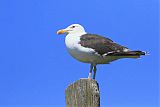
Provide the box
[0,0,159,107]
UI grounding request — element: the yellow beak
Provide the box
[56,29,68,35]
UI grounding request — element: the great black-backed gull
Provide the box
[57,24,146,79]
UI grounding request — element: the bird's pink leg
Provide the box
[88,64,93,79]
[93,65,97,79]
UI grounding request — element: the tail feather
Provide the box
[108,50,146,56]
[128,50,146,55]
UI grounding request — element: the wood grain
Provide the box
[65,79,100,107]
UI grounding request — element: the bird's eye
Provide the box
[71,26,76,28]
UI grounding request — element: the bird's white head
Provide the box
[57,24,86,35]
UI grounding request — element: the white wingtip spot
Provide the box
[123,48,130,52]
[145,51,150,55]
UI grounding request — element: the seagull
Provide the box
[57,24,146,79]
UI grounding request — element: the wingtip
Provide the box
[146,52,150,55]
[143,51,149,55]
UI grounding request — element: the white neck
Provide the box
[65,31,87,49]
[67,31,87,37]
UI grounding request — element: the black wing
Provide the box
[79,34,129,55]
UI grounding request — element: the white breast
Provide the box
[65,33,99,63]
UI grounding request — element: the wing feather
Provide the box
[79,34,129,55]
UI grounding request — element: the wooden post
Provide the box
[65,78,100,107]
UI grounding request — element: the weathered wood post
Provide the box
[65,78,100,107]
